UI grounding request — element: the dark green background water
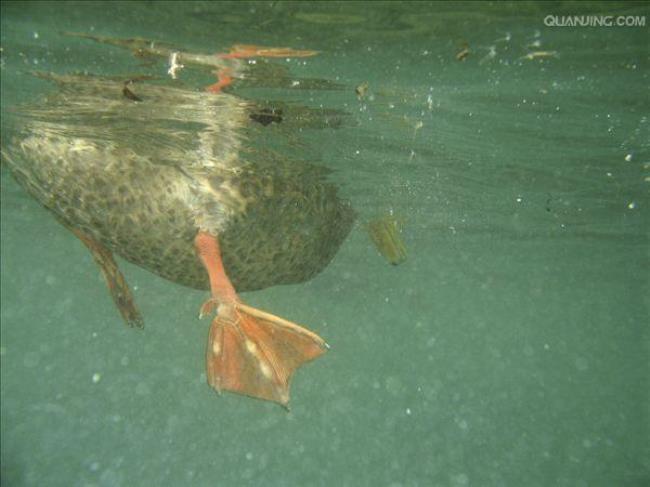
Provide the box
[1,1,648,486]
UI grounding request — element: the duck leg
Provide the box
[206,45,319,93]
[219,44,319,59]
[205,67,234,94]
[70,228,144,328]
[194,231,328,407]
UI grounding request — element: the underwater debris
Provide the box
[355,81,369,100]
[527,39,543,49]
[494,32,512,43]
[520,50,559,61]
[456,42,470,61]
[479,45,497,65]
[122,81,142,102]
[250,108,283,126]
[412,120,423,142]
[366,214,407,265]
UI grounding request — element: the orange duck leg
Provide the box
[194,231,328,407]
[205,67,234,94]
[219,44,319,60]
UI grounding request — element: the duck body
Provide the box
[7,74,354,293]
[5,65,353,406]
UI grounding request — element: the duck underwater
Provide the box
[2,34,355,407]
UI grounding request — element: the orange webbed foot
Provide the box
[205,302,328,406]
[195,231,328,406]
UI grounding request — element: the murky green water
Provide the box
[1,2,648,486]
